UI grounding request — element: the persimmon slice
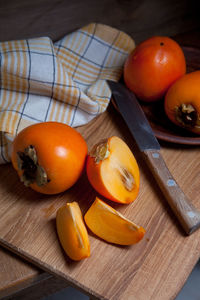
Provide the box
[84,197,145,245]
[86,136,140,203]
[56,202,90,261]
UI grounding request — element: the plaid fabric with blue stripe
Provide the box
[0,23,135,163]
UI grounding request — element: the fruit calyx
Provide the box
[175,103,200,128]
[119,167,135,192]
[89,139,110,164]
[17,145,49,187]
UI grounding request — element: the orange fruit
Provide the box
[84,197,145,245]
[165,71,200,135]
[11,122,87,194]
[86,136,140,204]
[124,36,186,102]
[56,202,90,261]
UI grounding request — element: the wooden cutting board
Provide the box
[0,104,200,300]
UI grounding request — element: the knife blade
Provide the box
[108,80,200,235]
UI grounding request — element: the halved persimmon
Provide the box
[84,197,145,245]
[86,136,140,204]
[56,202,90,261]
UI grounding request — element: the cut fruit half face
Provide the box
[86,136,140,204]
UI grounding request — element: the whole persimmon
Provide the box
[164,71,200,135]
[11,122,87,194]
[124,36,186,102]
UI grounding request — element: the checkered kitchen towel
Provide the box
[0,23,135,163]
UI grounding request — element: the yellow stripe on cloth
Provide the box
[0,23,135,163]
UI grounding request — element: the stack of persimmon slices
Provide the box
[56,136,146,261]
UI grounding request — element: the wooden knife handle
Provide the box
[143,149,200,235]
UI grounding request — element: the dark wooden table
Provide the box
[0,1,200,299]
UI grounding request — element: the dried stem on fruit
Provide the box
[17,145,49,187]
[175,103,200,129]
[89,139,110,164]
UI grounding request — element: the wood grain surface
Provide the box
[143,149,200,235]
[0,247,68,300]
[0,104,200,300]
[0,0,200,299]
[0,247,41,298]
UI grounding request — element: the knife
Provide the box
[108,80,200,235]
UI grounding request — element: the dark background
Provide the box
[0,0,200,45]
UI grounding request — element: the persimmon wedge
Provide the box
[56,202,90,261]
[86,136,140,204]
[84,197,145,245]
